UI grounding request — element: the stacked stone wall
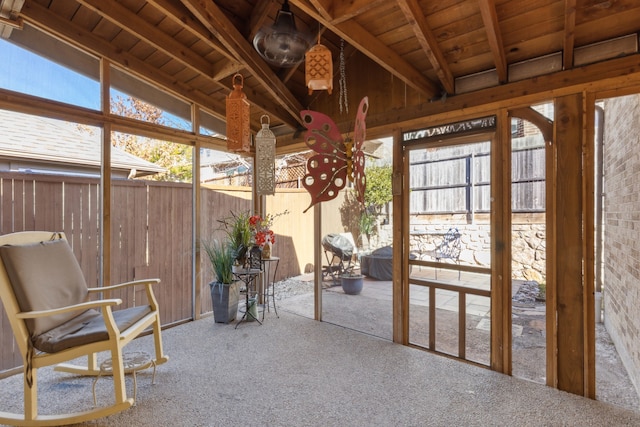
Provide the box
[409,213,546,283]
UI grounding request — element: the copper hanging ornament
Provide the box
[305,35,333,95]
[226,73,251,152]
[255,115,276,195]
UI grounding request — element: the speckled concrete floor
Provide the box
[1,310,640,427]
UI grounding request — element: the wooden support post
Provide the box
[490,109,511,374]
[550,92,593,396]
[193,104,202,320]
[392,127,405,343]
[100,58,111,290]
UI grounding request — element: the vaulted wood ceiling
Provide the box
[1,0,639,147]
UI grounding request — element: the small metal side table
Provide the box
[233,268,262,328]
[260,256,280,320]
[92,351,156,406]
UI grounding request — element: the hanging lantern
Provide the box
[255,115,276,195]
[305,35,333,95]
[226,73,251,152]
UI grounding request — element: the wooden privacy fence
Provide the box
[409,143,545,215]
[0,172,316,373]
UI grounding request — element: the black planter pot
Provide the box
[210,281,240,323]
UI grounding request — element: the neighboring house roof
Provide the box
[0,109,165,178]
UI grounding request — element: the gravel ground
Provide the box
[273,275,314,300]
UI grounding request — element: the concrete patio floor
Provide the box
[1,306,640,426]
[278,271,640,412]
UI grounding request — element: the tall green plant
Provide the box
[219,211,252,263]
[202,239,234,285]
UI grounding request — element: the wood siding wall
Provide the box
[0,173,319,373]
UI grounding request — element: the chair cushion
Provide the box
[33,305,152,353]
[0,238,89,336]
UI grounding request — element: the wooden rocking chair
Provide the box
[0,231,169,426]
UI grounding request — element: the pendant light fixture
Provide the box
[305,33,333,95]
[226,73,251,152]
[253,0,311,68]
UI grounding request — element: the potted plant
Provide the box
[203,239,240,323]
[340,265,364,295]
[219,211,252,268]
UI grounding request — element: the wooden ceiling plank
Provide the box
[76,0,215,76]
[291,0,439,97]
[563,0,576,70]
[397,0,455,94]
[477,0,508,83]
[145,0,235,62]
[180,0,305,126]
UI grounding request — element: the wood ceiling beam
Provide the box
[277,53,640,146]
[247,0,278,41]
[371,55,640,134]
[397,0,454,94]
[145,0,241,80]
[309,0,389,25]
[74,0,294,128]
[477,0,508,83]
[145,0,234,62]
[307,0,333,21]
[291,0,440,97]
[180,0,305,127]
[77,0,215,76]
[563,0,577,70]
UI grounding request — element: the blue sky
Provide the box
[0,38,100,110]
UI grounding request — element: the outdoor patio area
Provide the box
[1,301,639,427]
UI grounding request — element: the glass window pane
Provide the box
[0,37,99,109]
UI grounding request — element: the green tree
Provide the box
[111,95,192,182]
[364,164,392,213]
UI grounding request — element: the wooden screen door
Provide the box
[403,119,499,367]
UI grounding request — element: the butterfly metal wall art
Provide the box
[300,96,369,213]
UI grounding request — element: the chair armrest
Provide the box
[87,278,160,293]
[88,278,161,311]
[15,299,122,319]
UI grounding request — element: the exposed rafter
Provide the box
[145,0,235,63]
[292,1,440,97]
[477,0,508,83]
[180,0,305,127]
[397,0,454,94]
[563,0,577,70]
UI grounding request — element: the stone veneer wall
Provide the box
[602,94,640,394]
[409,213,546,283]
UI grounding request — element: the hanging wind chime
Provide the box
[255,115,276,195]
[338,38,348,115]
[226,73,251,152]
